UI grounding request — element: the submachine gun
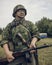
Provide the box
[0,44,52,65]
[0,33,52,65]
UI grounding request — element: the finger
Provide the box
[8,59,13,62]
[30,50,36,53]
[34,45,36,48]
[7,56,15,62]
[11,56,15,59]
[29,45,34,48]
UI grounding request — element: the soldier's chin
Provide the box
[18,16,25,18]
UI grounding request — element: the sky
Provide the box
[0,0,52,28]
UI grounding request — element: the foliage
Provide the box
[0,28,3,34]
[35,17,52,36]
[47,22,52,35]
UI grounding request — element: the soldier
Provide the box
[1,4,40,65]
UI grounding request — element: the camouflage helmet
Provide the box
[12,4,27,17]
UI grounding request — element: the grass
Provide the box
[36,38,52,65]
[0,38,52,65]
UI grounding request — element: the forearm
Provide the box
[3,43,10,54]
[3,43,14,62]
[31,37,38,45]
[29,37,38,53]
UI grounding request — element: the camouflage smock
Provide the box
[1,18,40,51]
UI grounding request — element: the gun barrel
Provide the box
[13,44,52,57]
[35,44,52,50]
[24,44,52,52]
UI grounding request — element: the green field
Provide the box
[37,38,52,65]
[0,38,52,65]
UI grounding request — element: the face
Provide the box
[15,9,26,18]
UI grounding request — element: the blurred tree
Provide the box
[35,17,52,37]
[0,28,3,34]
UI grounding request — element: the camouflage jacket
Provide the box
[1,18,40,51]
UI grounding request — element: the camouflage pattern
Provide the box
[13,5,27,17]
[1,18,40,51]
[0,18,40,65]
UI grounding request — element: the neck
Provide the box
[15,16,25,21]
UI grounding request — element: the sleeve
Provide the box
[29,22,40,41]
[1,23,11,47]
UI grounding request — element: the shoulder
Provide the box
[5,19,15,30]
[25,20,32,23]
[25,20,38,30]
[24,20,34,25]
[25,20,35,27]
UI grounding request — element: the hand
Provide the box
[6,51,15,62]
[29,43,36,53]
